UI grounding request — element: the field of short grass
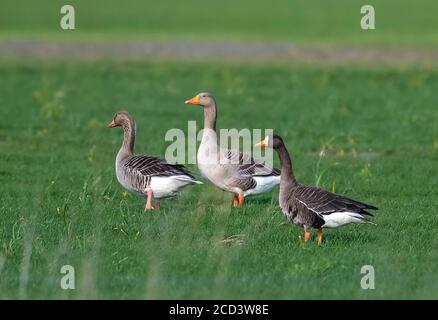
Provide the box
[1,0,438,46]
[0,61,437,299]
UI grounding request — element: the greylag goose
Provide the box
[256,134,378,244]
[108,111,202,211]
[185,93,280,207]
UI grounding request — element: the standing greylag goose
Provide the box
[185,93,280,207]
[108,111,202,211]
[256,134,377,244]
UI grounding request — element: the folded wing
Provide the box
[292,185,378,217]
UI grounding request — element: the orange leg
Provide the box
[317,228,323,245]
[232,194,239,207]
[145,188,154,211]
[238,194,245,206]
[304,231,311,243]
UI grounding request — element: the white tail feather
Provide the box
[322,211,374,228]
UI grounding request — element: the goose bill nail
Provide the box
[185,95,199,105]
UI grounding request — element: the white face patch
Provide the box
[265,135,270,146]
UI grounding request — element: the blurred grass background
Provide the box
[0,61,437,299]
[0,0,437,46]
[0,0,437,300]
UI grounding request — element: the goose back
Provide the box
[280,184,377,229]
[117,154,200,197]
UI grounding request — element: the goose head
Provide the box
[255,134,284,149]
[185,92,215,108]
[107,111,133,128]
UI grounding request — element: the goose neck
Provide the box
[203,102,217,131]
[276,144,297,187]
[120,119,135,156]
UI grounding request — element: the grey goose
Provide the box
[256,134,377,244]
[185,93,280,207]
[108,111,202,211]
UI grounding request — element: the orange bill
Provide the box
[255,137,268,148]
[108,119,116,128]
[185,95,200,105]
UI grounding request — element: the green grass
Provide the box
[1,0,438,46]
[0,60,437,299]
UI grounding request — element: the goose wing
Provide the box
[227,176,258,192]
[222,149,280,177]
[124,155,197,180]
[292,185,378,217]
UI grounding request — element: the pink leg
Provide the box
[145,188,154,211]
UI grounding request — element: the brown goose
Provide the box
[108,111,202,211]
[256,134,377,244]
[185,93,280,207]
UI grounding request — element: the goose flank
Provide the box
[256,134,378,244]
[108,111,202,211]
[185,92,280,207]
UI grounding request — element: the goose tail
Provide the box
[322,211,376,228]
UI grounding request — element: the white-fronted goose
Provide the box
[108,111,202,211]
[256,134,377,244]
[185,93,280,207]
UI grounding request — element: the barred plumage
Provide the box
[122,155,199,194]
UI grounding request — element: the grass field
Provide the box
[0,60,437,299]
[1,0,438,46]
